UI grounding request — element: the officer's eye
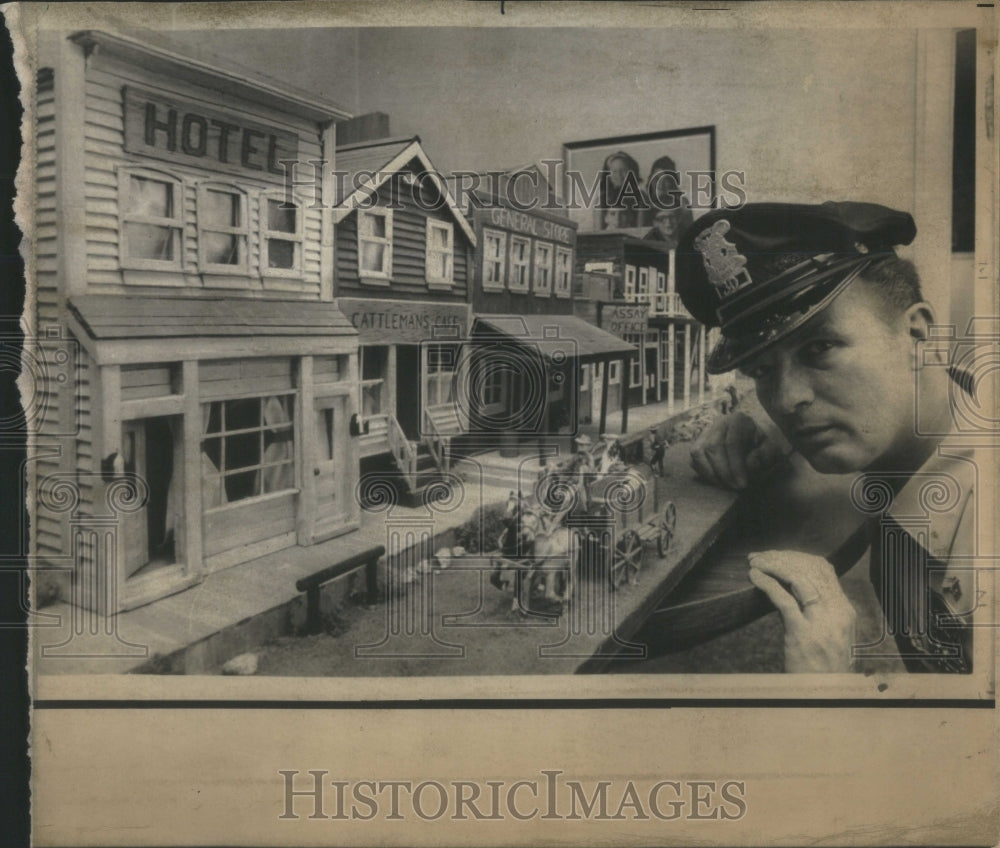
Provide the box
[742,362,772,381]
[800,339,838,361]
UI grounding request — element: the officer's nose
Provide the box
[769,359,815,416]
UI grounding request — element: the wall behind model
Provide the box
[350,27,920,213]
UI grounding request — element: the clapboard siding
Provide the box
[34,74,65,565]
[82,62,326,299]
[203,492,296,559]
[199,357,296,400]
[335,169,471,300]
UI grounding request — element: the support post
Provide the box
[599,359,610,435]
[620,354,630,434]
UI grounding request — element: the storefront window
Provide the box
[482,366,504,410]
[425,344,457,408]
[483,229,506,290]
[120,169,183,270]
[360,346,388,417]
[198,184,248,272]
[201,394,296,506]
[533,242,552,296]
[625,334,643,387]
[358,208,393,280]
[509,236,531,291]
[426,220,454,286]
[555,247,573,298]
[261,194,303,274]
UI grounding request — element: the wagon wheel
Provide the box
[657,502,677,558]
[612,530,642,589]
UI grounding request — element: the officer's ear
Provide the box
[905,302,943,364]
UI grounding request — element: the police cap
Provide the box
[675,201,916,373]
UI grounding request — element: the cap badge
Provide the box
[694,219,752,296]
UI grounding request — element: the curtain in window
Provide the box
[260,395,294,493]
[201,403,226,509]
[162,417,181,546]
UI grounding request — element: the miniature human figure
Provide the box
[648,427,667,477]
[671,201,978,674]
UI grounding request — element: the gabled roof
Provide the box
[332,137,476,245]
[446,162,563,213]
[69,30,351,124]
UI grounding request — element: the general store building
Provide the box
[462,189,636,451]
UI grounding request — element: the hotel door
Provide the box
[312,393,349,540]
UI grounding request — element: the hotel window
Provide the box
[201,394,296,507]
[624,265,636,301]
[509,236,531,292]
[119,168,184,272]
[360,346,388,417]
[579,363,589,392]
[260,192,303,276]
[555,247,572,298]
[426,219,454,286]
[197,183,249,273]
[482,229,507,290]
[358,208,393,281]
[533,242,553,296]
[660,334,671,376]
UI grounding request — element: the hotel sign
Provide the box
[338,298,471,344]
[123,86,299,177]
[600,303,649,338]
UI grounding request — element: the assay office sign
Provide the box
[123,87,299,178]
[600,303,649,338]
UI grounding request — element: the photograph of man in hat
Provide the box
[675,202,981,674]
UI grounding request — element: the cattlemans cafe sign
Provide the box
[123,87,299,177]
[337,298,471,344]
[600,303,650,339]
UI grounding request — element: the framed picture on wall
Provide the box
[563,125,716,243]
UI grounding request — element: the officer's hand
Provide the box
[689,411,784,490]
[747,550,857,673]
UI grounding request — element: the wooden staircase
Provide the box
[381,408,463,507]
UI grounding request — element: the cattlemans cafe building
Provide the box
[329,132,477,503]
[31,31,363,615]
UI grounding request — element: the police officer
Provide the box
[673,202,978,673]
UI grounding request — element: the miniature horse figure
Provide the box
[492,488,575,614]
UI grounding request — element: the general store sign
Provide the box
[123,86,299,177]
[338,298,471,344]
[600,303,649,338]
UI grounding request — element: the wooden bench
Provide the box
[295,545,385,634]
